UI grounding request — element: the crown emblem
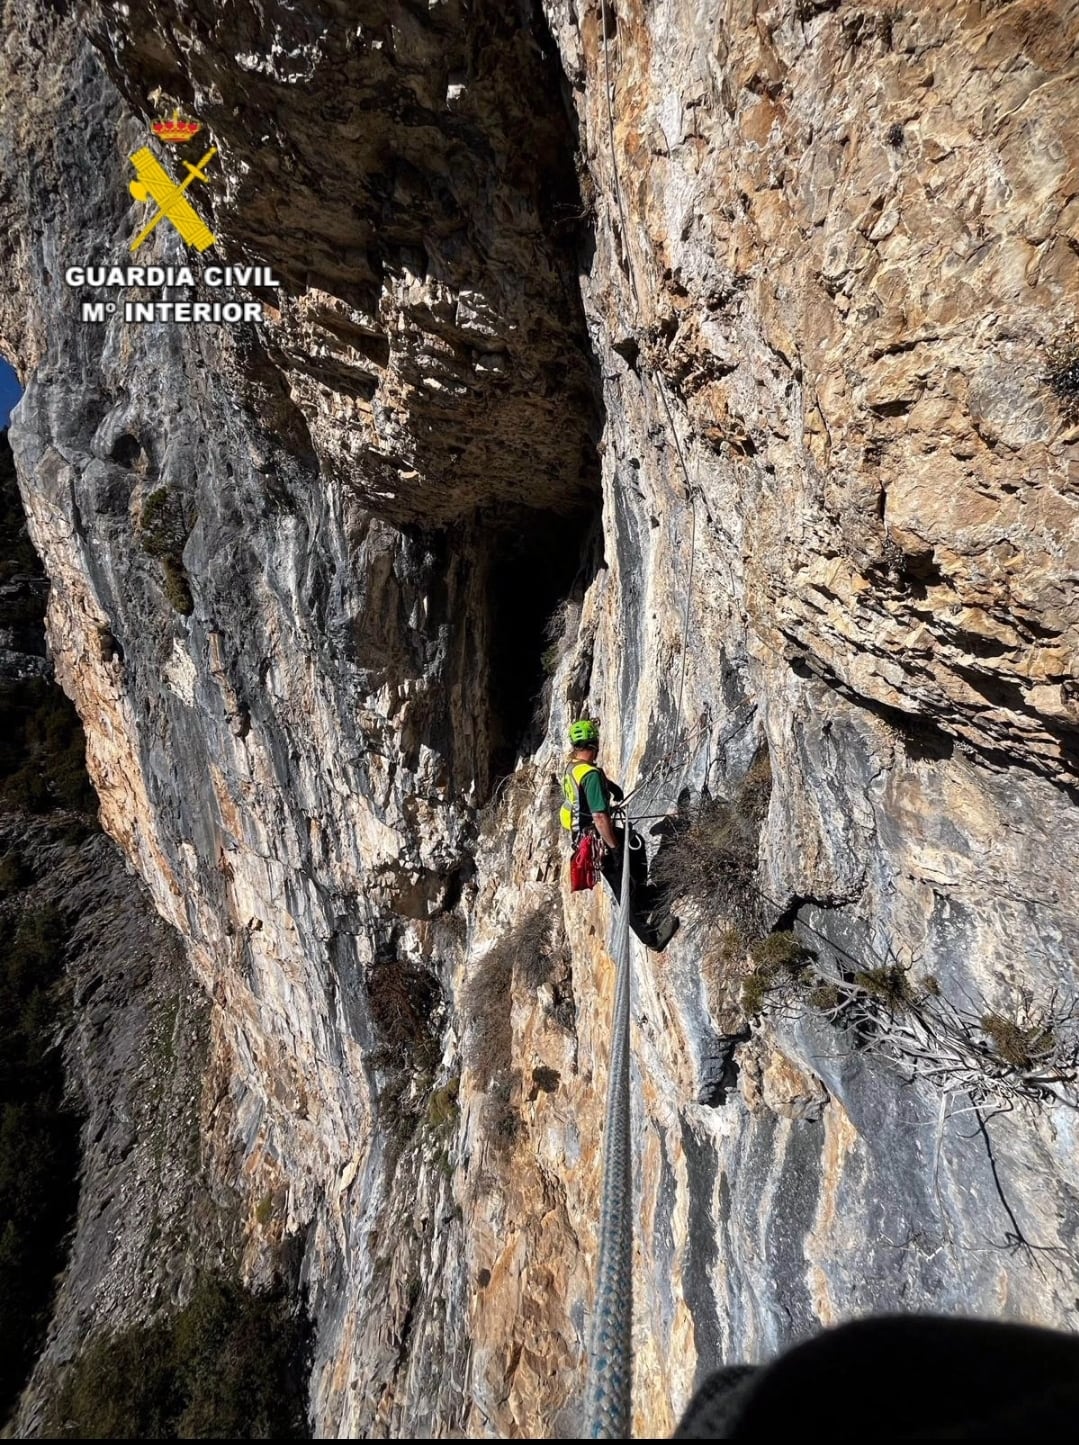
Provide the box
[152,109,201,144]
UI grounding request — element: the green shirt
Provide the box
[580,766,611,815]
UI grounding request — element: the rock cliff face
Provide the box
[2,0,1079,1436]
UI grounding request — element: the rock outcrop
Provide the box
[0,427,228,1432]
[2,0,1078,1436]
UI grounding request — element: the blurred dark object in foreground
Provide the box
[674,1315,1079,1438]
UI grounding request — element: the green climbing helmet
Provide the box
[568,719,599,746]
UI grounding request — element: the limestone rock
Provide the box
[2,0,1079,1437]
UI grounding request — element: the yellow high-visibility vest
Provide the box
[560,761,600,831]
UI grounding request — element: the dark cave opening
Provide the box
[485,502,601,786]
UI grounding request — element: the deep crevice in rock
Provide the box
[484,498,602,787]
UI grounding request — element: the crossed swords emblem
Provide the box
[128,143,218,253]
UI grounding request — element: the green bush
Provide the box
[49,1273,311,1439]
[161,557,194,615]
[139,488,195,615]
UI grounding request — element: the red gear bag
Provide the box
[570,833,600,892]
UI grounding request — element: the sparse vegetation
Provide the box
[981,1012,1056,1071]
[1045,330,1079,425]
[694,925,750,1026]
[426,1075,460,1131]
[653,750,772,936]
[650,758,1074,1111]
[460,905,569,1151]
[514,907,567,991]
[852,963,919,1008]
[365,958,444,1148]
[539,599,579,679]
[764,931,1079,1110]
[366,960,442,1071]
[806,981,842,1012]
[461,942,513,1093]
[461,906,564,1085]
[139,486,194,615]
[47,1272,311,1439]
[480,1070,523,1156]
[742,931,814,1016]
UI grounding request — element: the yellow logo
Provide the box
[128,126,217,253]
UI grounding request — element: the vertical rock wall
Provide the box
[1,0,1078,1437]
[546,0,1079,1429]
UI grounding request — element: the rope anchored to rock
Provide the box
[585,829,634,1439]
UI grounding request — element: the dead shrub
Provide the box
[741,931,814,1016]
[462,905,567,1089]
[515,908,568,990]
[366,960,441,1065]
[698,926,749,1028]
[653,749,772,935]
[461,943,513,1092]
[738,751,772,823]
[981,1012,1055,1070]
[480,1069,522,1156]
[1045,329,1079,425]
[365,960,444,1145]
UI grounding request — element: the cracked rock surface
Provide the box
[2,0,1079,1436]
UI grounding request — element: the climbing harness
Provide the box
[585,831,634,1438]
[610,802,644,850]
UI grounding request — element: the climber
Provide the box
[560,719,677,951]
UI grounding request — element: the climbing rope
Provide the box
[585,831,634,1439]
[580,11,712,1435]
